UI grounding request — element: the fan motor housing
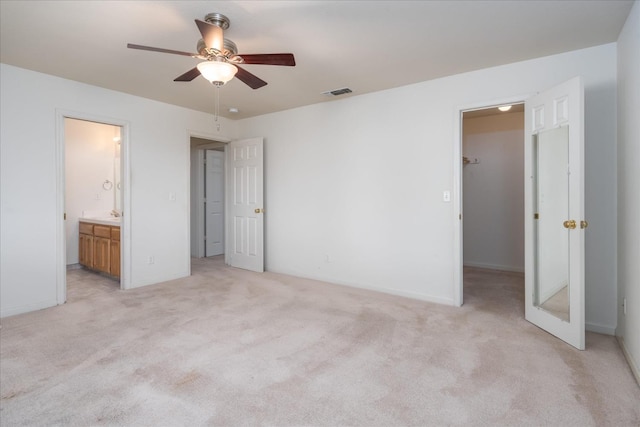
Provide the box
[204,13,230,29]
[197,38,238,58]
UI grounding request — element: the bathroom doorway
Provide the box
[61,116,127,301]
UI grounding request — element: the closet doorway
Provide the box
[461,104,525,303]
[190,137,227,259]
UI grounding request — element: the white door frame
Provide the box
[452,93,533,307]
[55,110,132,303]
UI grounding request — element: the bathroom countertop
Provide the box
[79,217,121,226]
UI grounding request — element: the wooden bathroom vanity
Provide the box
[79,220,120,279]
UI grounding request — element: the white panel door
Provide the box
[524,76,585,350]
[225,138,264,272]
[205,150,224,256]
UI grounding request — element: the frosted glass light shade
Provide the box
[197,61,238,85]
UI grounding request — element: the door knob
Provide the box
[580,220,588,229]
[563,220,577,229]
[254,208,264,214]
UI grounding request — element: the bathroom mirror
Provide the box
[114,127,122,213]
[533,126,570,321]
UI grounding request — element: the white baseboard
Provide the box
[267,267,456,307]
[1,299,58,319]
[617,336,640,386]
[463,261,524,273]
[586,322,616,335]
[129,270,190,289]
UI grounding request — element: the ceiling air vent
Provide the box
[322,87,353,96]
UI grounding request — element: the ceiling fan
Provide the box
[127,13,295,89]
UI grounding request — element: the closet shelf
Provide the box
[463,156,480,165]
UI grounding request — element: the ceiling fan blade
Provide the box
[127,43,197,57]
[195,19,224,51]
[239,53,296,66]
[174,67,201,82]
[235,66,267,89]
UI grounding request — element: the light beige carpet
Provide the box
[1,259,638,426]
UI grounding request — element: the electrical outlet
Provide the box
[148,256,155,265]
[623,298,627,315]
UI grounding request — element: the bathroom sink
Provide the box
[79,216,121,225]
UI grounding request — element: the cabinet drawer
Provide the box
[111,227,120,241]
[94,225,111,238]
[79,222,94,235]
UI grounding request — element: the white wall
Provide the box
[616,0,640,382]
[0,63,237,317]
[0,42,621,334]
[65,119,119,265]
[237,43,618,332]
[463,112,524,272]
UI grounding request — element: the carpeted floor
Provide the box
[1,258,638,426]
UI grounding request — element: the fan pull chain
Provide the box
[213,84,221,131]
[214,85,220,121]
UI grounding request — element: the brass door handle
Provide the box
[563,220,577,229]
[254,208,264,214]
[580,220,588,229]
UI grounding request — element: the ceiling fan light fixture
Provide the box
[197,60,238,85]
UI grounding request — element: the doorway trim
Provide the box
[452,93,532,307]
[55,109,132,304]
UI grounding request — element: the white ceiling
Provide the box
[0,1,633,120]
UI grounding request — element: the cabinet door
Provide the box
[94,237,111,274]
[79,234,93,268]
[110,239,120,278]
